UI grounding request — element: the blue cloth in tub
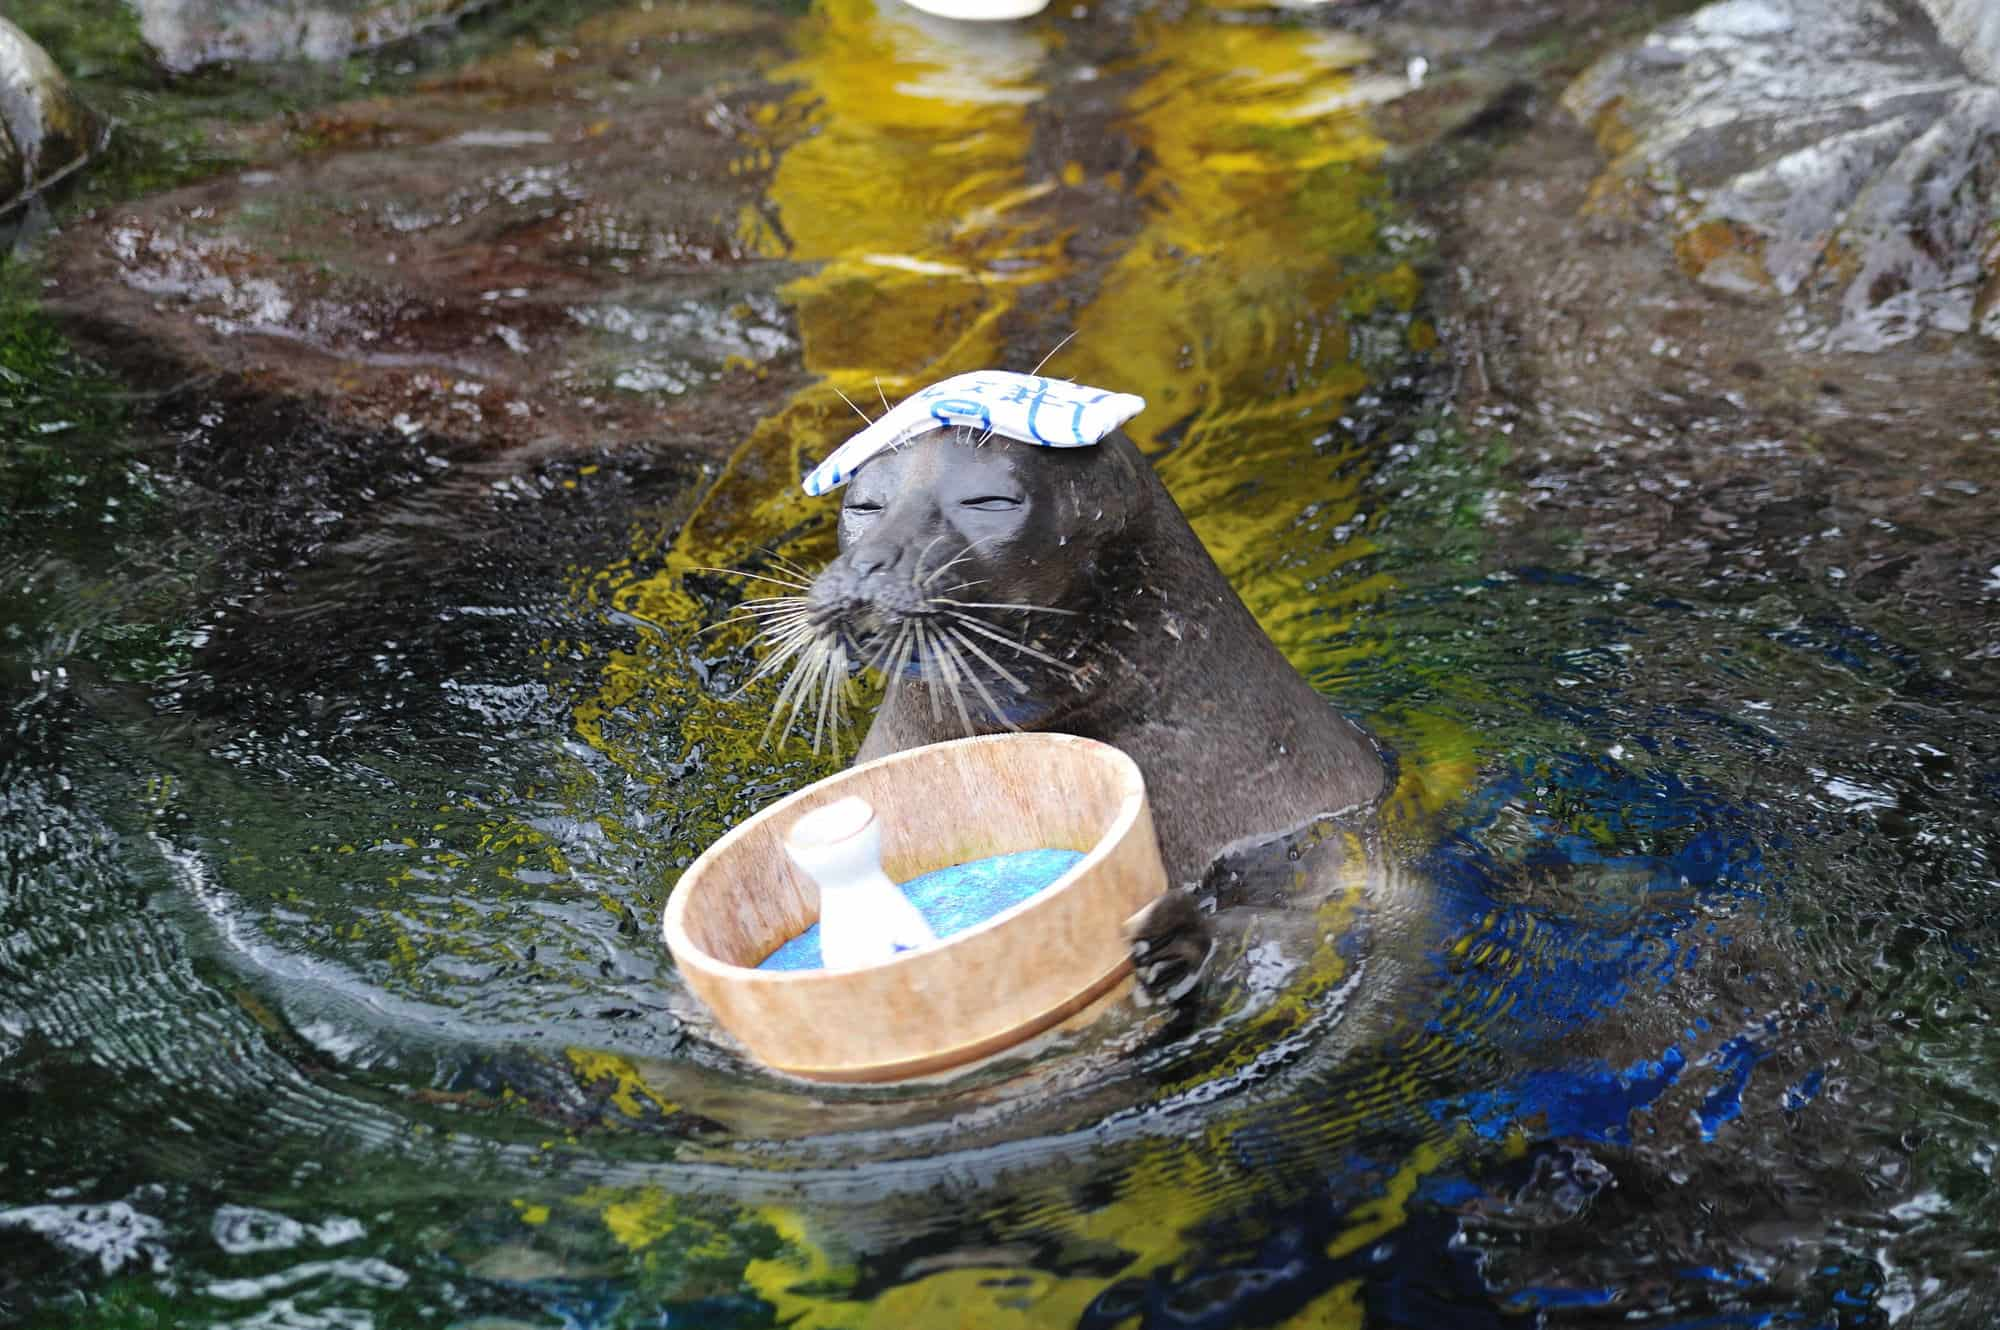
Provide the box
[757,848,1086,972]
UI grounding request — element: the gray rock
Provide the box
[1563,0,2000,350]
[132,0,489,73]
[1920,0,2000,83]
[0,18,104,216]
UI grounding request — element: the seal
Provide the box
[777,422,1386,901]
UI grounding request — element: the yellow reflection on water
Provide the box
[586,0,1422,791]
[540,4,1482,1322]
[1061,13,1412,674]
[579,0,1067,818]
[679,0,1060,549]
[294,14,1485,1302]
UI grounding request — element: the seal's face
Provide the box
[825,431,1097,615]
[794,426,1133,733]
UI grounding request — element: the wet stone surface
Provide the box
[1430,47,2000,659]
[31,0,1582,481]
[46,2,808,463]
[1565,0,2000,351]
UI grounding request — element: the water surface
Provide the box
[3,1,1998,1327]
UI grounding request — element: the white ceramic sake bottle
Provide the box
[783,796,937,970]
[898,0,1053,20]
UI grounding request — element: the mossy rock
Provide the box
[0,18,104,217]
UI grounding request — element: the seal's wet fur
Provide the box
[804,425,1385,892]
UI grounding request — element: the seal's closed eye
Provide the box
[960,495,1022,511]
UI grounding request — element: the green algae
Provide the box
[18,1282,180,1330]
[0,259,204,688]
[0,263,122,471]
[11,0,251,201]
[7,2,155,91]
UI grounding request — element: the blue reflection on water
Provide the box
[1095,748,1799,1327]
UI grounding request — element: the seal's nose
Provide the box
[848,532,914,581]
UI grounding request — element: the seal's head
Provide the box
[737,371,1151,751]
[781,425,1147,741]
[741,371,1382,900]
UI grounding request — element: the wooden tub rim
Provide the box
[660,732,1147,984]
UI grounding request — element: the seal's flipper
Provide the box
[1123,891,1214,1008]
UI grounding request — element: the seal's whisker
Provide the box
[815,643,851,755]
[746,646,808,693]
[700,600,811,636]
[753,611,817,642]
[747,620,814,660]
[830,383,874,426]
[809,649,832,754]
[752,619,817,655]
[740,597,813,621]
[886,631,916,714]
[765,552,819,582]
[859,623,892,674]
[1029,329,1079,377]
[759,572,819,603]
[863,619,905,674]
[921,540,989,588]
[934,628,1016,730]
[688,564,814,592]
[916,624,948,728]
[912,532,951,584]
[704,602,807,629]
[768,648,808,732]
[760,646,818,748]
[744,624,819,683]
[876,623,917,717]
[787,657,826,749]
[741,611,812,632]
[943,624,1030,693]
[700,612,769,637]
[932,597,1079,617]
[768,637,845,754]
[749,604,816,639]
[807,642,835,753]
[915,622,949,728]
[922,557,974,590]
[942,611,1075,671]
[926,623,980,737]
[875,376,892,415]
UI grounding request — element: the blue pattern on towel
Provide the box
[800,371,1145,495]
[757,848,1085,972]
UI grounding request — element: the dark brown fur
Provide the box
[804,426,1384,887]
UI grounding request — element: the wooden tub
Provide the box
[660,732,1167,1082]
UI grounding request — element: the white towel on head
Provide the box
[801,371,1145,496]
